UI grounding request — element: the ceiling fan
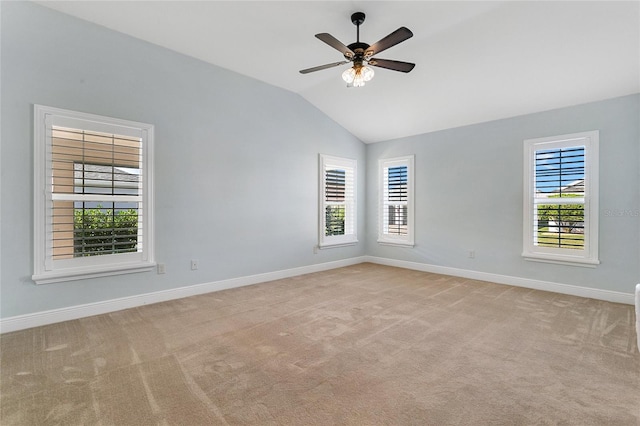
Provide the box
[300,12,415,87]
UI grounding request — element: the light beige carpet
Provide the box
[1,263,639,425]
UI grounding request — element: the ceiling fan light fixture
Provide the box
[342,64,374,87]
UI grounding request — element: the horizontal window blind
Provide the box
[532,145,585,250]
[324,167,354,237]
[50,126,143,259]
[383,165,408,235]
[319,155,357,247]
[534,147,585,197]
[325,169,346,202]
[325,168,346,236]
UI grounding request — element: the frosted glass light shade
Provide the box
[342,67,356,84]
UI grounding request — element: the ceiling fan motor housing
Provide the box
[345,42,371,61]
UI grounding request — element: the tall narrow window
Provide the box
[33,105,155,284]
[319,155,357,247]
[378,155,414,246]
[523,131,599,266]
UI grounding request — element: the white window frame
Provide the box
[33,105,155,284]
[378,155,415,247]
[318,154,357,248]
[522,131,599,267]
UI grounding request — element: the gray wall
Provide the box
[0,2,366,318]
[1,2,638,321]
[366,94,640,294]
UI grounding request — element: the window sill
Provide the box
[318,240,358,249]
[522,253,599,268]
[377,239,415,248]
[33,262,156,285]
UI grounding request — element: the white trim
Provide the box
[364,256,634,305]
[3,256,633,334]
[0,257,367,334]
[522,253,599,267]
[318,242,358,250]
[32,261,156,285]
[377,241,415,248]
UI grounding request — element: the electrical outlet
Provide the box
[157,263,166,274]
[191,259,198,270]
[468,250,475,259]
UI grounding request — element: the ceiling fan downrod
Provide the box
[347,12,370,61]
[351,12,365,43]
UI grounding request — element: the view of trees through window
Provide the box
[74,206,139,256]
[536,194,584,249]
[72,163,141,257]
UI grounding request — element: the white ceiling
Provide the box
[36,1,640,143]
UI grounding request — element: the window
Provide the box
[33,105,155,284]
[319,155,357,247]
[378,155,414,246]
[523,131,599,266]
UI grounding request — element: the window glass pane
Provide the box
[52,126,141,196]
[73,202,140,257]
[388,166,408,201]
[384,165,408,235]
[534,203,584,249]
[49,125,142,259]
[325,205,345,236]
[325,169,345,202]
[387,205,408,235]
[74,164,141,195]
[535,147,584,198]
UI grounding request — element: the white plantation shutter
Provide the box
[532,146,585,250]
[378,156,414,246]
[33,105,155,284]
[523,131,599,266]
[50,126,144,261]
[319,155,357,247]
[382,165,408,235]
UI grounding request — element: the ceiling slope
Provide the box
[36,1,640,143]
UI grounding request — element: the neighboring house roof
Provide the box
[536,179,584,197]
[551,179,584,194]
[75,164,140,183]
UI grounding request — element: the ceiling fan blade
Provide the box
[366,27,413,57]
[299,61,350,74]
[368,58,415,73]
[315,33,355,58]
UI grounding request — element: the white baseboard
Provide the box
[363,256,635,305]
[0,256,367,334]
[1,255,634,334]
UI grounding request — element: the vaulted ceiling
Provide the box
[36,1,640,143]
